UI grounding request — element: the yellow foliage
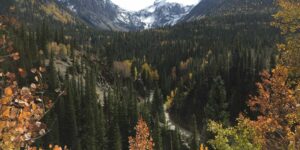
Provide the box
[134,67,138,80]
[142,63,160,81]
[272,0,300,75]
[41,3,74,24]
[165,88,177,109]
[199,144,208,150]
[179,57,193,71]
[271,1,300,148]
[47,42,70,56]
[200,50,212,70]
[189,72,193,80]
[272,0,300,34]
[142,63,151,73]
[113,60,132,78]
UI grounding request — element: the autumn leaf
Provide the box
[11,52,20,60]
[18,68,27,78]
[1,97,11,105]
[4,87,13,96]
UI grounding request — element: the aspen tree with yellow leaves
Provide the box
[272,0,300,75]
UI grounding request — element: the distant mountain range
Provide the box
[56,0,195,31]
[129,0,193,29]
[1,0,276,31]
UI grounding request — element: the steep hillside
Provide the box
[1,0,196,31]
[183,0,276,21]
[0,0,86,29]
[1,0,295,149]
[56,0,131,30]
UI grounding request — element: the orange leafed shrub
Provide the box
[129,117,154,150]
[243,66,299,149]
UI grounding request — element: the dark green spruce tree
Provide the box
[95,104,107,150]
[112,123,122,150]
[63,75,81,149]
[151,87,165,123]
[80,69,97,150]
[204,76,230,125]
[191,115,199,150]
[153,115,163,150]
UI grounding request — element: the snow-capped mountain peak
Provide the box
[56,0,195,31]
[130,0,194,29]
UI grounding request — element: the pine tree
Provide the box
[48,52,58,91]
[42,108,60,146]
[57,95,67,146]
[95,105,107,150]
[153,115,163,150]
[191,115,199,150]
[151,88,165,123]
[40,20,49,57]
[80,69,97,150]
[118,98,129,149]
[204,76,230,125]
[172,129,182,150]
[42,52,60,146]
[72,76,82,132]
[64,76,81,149]
[127,84,138,132]
[112,124,122,150]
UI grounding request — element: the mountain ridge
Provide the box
[57,0,195,31]
[182,0,276,21]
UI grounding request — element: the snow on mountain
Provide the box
[56,0,77,13]
[141,16,155,29]
[56,0,195,31]
[131,0,194,29]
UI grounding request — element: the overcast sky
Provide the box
[110,0,200,11]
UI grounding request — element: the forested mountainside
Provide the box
[183,0,276,21]
[0,0,300,150]
[56,0,130,30]
[0,0,195,31]
[102,11,279,131]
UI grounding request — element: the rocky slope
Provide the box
[182,0,276,21]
